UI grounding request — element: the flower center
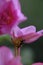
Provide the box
[11,37,23,56]
[0,2,18,28]
[12,37,23,48]
[0,6,14,26]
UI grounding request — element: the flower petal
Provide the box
[6,56,23,65]
[14,56,23,65]
[37,30,43,36]
[21,25,36,35]
[6,58,15,65]
[0,26,10,35]
[32,62,43,65]
[11,26,23,38]
[12,0,27,25]
[0,0,9,12]
[0,46,14,65]
[24,33,42,43]
[23,30,43,43]
[0,0,27,36]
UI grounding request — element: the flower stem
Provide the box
[14,46,20,57]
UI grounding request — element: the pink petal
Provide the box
[22,29,43,43]
[12,0,27,24]
[6,59,15,65]
[37,30,43,36]
[11,25,43,44]
[0,46,22,65]
[21,25,36,35]
[6,56,23,65]
[11,26,23,38]
[0,26,10,35]
[14,56,23,65]
[23,33,42,43]
[0,0,18,35]
[32,62,43,65]
[0,46,14,65]
[11,25,36,39]
[0,0,10,12]
[0,0,27,36]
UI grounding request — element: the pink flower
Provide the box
[0,46,22,65]
[0,0,27,35]
[11,25,43,44]
[7,56,23,65]
[32,62,43,65]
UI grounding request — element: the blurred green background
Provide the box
[0,0,43,65]
[20,0,43,30]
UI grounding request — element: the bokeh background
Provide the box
[0,0,43,65]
